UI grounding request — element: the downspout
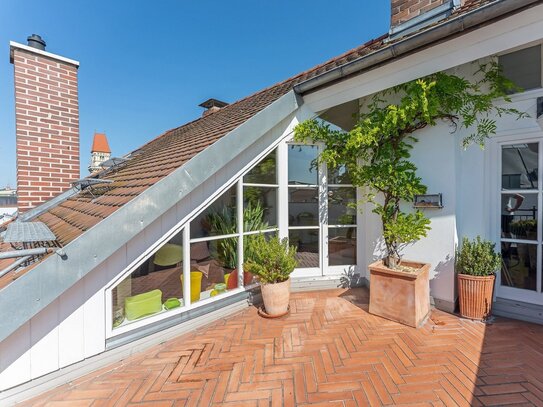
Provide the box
[293,0,543,95]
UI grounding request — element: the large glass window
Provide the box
[110,148,279,332]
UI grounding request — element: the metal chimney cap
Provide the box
[27,34,46,51]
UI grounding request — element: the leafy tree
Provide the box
[294,62,526,268]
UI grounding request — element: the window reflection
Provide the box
[329,228,356,266]
[189,238,238,302]
[243,187,277,230]
[288,145,318,185]
[502,144,538,190]
[243,149,277,184]
[289,188,319,226]
[190,186,237,239]
[499,46,542,93]
[501,242,537,290]
[328,187,356,225]
[289,229,319,268]
[501,193,538,240]
[328,165,352,185]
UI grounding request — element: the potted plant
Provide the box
[294,62,524,327]
[244,234,297,317]
[456,236,501,320]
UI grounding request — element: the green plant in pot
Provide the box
[294,62,524,327]
[244,234,297,317]
[456,236,501,320]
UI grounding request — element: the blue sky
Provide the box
[0,1,389,187]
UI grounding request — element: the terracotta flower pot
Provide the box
[457,274,495,320]
[260,278,290,316]
[369,260,430,328]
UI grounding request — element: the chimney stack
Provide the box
[199,98,229,117]
[10,35,80,212]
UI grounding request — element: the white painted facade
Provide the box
[1,4,543,401]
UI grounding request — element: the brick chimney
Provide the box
[10,35,80,213]
[390,0,465,37]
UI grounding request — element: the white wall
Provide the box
[359,64,543,311]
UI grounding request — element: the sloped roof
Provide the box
[0,0,519,290]
[91,133,111,153]
[33,34,390,248]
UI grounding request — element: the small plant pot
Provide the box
[260,278,291,317]
[457,274,495,320]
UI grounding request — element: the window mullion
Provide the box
[183,227,191,307]
[237,179,244,288]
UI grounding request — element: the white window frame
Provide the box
[105,143,281,339]
[494,132,543,305]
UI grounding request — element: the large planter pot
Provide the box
[457,273,495,320]
[260,278,290,316]
[369,260,430,328]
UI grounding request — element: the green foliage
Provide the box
[456,236,501,276]
[206,201,269,269]
[244,234,298,284]
[294,62,525,268]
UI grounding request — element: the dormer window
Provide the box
[499,45,542,93]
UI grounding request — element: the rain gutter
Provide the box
[293,0,543,95]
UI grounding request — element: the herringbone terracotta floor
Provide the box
[21,288,543,406]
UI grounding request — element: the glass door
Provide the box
[498,141,543,304]
[288,144,321,277]
[287,143,357,277]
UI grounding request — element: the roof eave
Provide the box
[294,0,543,95]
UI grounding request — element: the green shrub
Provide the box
[244,234,297,284]
[456,236,501,277]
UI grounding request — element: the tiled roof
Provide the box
[91,133,111,153]
[0,0,501,287]
[33,33,390,248]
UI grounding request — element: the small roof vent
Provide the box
[199,98,229,117]
[27,34,46,51]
